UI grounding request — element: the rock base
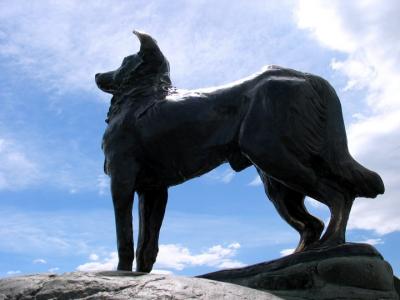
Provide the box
[0,271,282,300]
[199,243,399,300]
[1,244,398,299]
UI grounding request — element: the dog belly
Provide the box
[138,138,229,187]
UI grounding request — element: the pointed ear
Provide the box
[132,30,172,88]
[133,30,164,59]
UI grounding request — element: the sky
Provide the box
[0,0,399,277]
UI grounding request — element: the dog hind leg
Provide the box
[258,170,324,252]
[318,186,354,247]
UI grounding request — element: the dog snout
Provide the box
[95,71,117,94]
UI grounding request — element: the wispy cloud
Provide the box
[97,174,109,196]
[0,208,114,256]
[305,197,322,208]
[162,211,298,249]
[0,207,297,268]
[76,252,118,272]
[48,267,60,273]
[33,258,47,264]
[0,137,42,190]
[356,238,384,246]
[205,167,236,184]
[0,1,145,94]
[6,270,21,275]
[152,269,173,275]
[248,175,262,187]
[0,0,299,95]
[0,126,104,193]
[296,0,400,235]
[89,253,99,261]
[280,248,295,257]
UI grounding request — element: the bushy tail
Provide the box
[344,158,385,198]
[309,75,385,199]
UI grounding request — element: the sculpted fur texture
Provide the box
[95,31,384,272]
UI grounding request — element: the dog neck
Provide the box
[105,87,169,124]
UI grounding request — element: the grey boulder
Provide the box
[0,271,282,300]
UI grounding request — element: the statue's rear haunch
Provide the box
[95,31,384,272]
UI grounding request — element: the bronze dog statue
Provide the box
[95,31,384,272]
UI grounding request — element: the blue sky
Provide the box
[0,0,399,277]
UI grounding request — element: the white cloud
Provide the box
[305,197,322,208]
[205,167,236,184]
[0,208,296,271]
[221,170,236,184]
[217,260,246,269]
[77,252,118,272]
[280,248,295,257]
[296,1,356,52]
[356,238,383,246]
[97,174,109,196]
[48,267,60,273]
[0,208,114,256]
[0,1,143,94]
[296,0,400,235]
[156,242,244,271]
[0,138,41,190]
[6,270,21,275]
[33,258,47,264]
[0,126,104,193]
[0,0,300,96]
[248,175,262,187]
[151,269,173,275]
[330,58,376,91]
[89,253,99,261]
[77,243,245,272]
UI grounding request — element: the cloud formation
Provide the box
[156,243,244,270]
[0,208,114,256]
[0,0,299,95]
[356,238,383,246]
[0,138,41,190]
[6,270,21,275]
[76,243,244,272]
[33,258,47,264]
[0,133,103,192]
[0,1,141,94]
[205,167,236,184]
[248,175,262,187]
[280,248,295,257]
[76,252,118,272]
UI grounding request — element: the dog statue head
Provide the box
[95,31,171,97]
